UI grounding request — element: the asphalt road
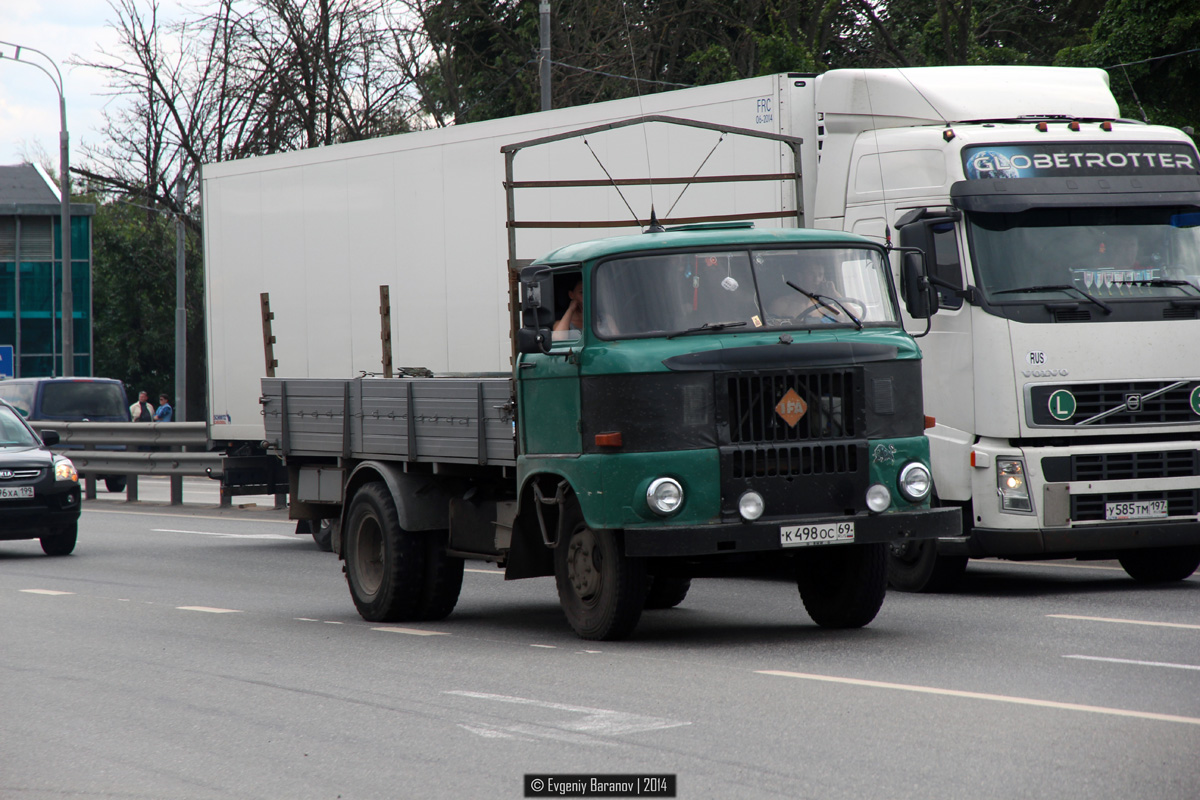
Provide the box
[2,493,1197,800]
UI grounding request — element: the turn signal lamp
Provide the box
[942,128,955,142]
[594,432,623,448]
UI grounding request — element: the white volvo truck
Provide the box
[203,66,1200,585]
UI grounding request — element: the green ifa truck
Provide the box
[257,118,959,640]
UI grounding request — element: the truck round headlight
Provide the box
[738,490,765,521]
[646,477,684,515]
[866,484,891,513]
[898,462,932,502]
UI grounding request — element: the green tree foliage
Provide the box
[1056,0,1200,132]
[90,199,205,421]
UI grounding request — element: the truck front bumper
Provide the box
[939,519,1200,558]
[623,506,960,558]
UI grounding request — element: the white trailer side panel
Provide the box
[204,74,808,442]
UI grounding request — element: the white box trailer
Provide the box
[202,73,818,445]
[204,65,1200,586]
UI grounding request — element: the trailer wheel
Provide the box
[887,539,967,592]
[416,530,464,621]
[554,500,646,640]
[343,482,424,622]
[40,523,78,556]
[644,575,692,609]
[797,543,887,629]
[1118,546,1200,583]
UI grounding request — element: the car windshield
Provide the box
[41,382,128,418]
[0,405,39,448]
[590,247,897,339]
[969,206,1200,301]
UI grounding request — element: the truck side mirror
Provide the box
[518,266,554,351]
[901,251,939,319]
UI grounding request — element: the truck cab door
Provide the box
[516,269,583,456]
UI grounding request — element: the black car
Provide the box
[0,398,82,556]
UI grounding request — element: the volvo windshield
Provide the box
[590,247,898,339]
[969,207,1200,302]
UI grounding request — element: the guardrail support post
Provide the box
[220,485,232,508]
[170,476,183,505]
[126,475,139,502]
[84,475,97,500]
[275,492,286,510]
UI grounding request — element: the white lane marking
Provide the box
[465,568,503,575]
[19,589,74,596]
[757,670,1200,727]
[372,626,449,636]
[531,644,556,649]
[152,528,295,540]
[176,606,242,614]
[87,508,297,526]
[445,690,690,741]
[296,618,319,622]
[985,560,1125,572]
[1064,655,1200,672]
[1047,614,1200,631]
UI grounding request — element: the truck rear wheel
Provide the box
[344,482,424,621]
[797,543,887,629]
[888,539,968,592]
[554,501,646,640]
[1118,546,1200,583]
[416,530,464,621]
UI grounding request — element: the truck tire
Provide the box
[1117,546,1200,583]
[40,523,78,556]
[887,539,968,592]
[343,482,424,622]
[554,500,647,640]
[644,575,692,609]
[416,530,464,621]
[797,543,887,629]
[312,519,336,552]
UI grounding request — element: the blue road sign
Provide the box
[0,345,12,378]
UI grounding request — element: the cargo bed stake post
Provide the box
[260,293,277,378]
[379,285,393,378]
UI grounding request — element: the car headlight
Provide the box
[997,458,1032,513]
[646,477,684,516]
[897,462,932,502]
[54,458,79,483]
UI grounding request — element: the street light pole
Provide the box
[0,42,72,376]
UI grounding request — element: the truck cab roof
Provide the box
[533,225,880,266]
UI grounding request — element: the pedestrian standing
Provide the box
[129,390,154,422]
[154,394,173,422]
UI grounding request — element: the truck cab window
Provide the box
[931,223,964,309]
[551,273,584,342]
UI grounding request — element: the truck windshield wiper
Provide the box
[992,284,1112,314]
[666,320,748,339]
[785,280,863,329]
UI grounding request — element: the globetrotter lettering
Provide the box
[964,143,1200,180]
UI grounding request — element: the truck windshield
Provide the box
[591,247,897,338]
[969,206,1200,301]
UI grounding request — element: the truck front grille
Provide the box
[726,370,858,444]
[1073,490,1199,521]
[1042,450,1199,482]
[731,443,860,478]
[1029,380,1200,427]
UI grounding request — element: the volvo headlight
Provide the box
[897,462,932,503]
[646,477,684,516]
[54,458,79,483]
[997,458,1032,512]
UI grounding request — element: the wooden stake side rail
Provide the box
[261,377,516,467]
